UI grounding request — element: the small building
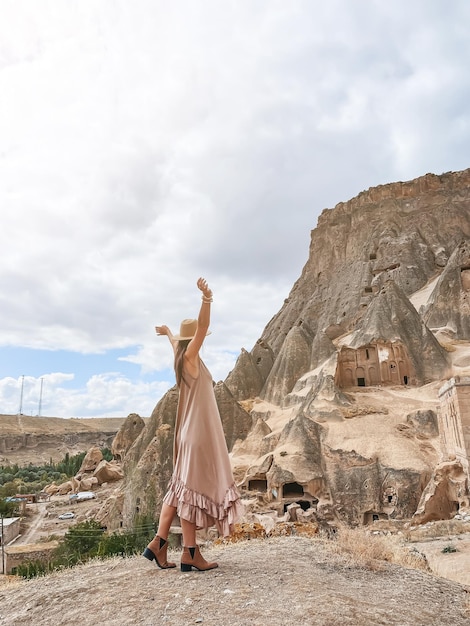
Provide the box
[7,494,35,504]
[14,494,37,504]
[0,517,21,546]
[5,496,27,514]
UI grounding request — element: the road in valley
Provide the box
[14,503,48,545]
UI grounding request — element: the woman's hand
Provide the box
[197,277,213,300]
[155,325,170,336]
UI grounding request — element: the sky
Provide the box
[0,0,469,418]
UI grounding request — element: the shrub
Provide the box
[97,513,156,557]
[15,559,54,579]
[442,544,458,554]
[332,526,429,572]
[60,519,105,558]
[101,448,114,462]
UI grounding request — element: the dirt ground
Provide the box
[0,536,469,626]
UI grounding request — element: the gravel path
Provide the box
[0,536,469,626]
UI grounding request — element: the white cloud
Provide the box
[0,373,74,416]
[0,1,469,417]
[0,372,171,418]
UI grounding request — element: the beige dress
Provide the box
[163,359,243,537]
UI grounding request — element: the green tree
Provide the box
[0,499,18,517]
[1,481,18,498]
[101,448,114,462]
[61,519,104,558]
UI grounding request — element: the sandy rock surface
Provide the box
[412,533,470,586]
[0,536,469,626]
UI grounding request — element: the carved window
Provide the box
[248,479,267,492]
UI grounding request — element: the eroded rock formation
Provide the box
[111,413,146,462]
[423,240,470,338]
[101,168,470,531]
[413,460,469,524]
[93,460,124,484]
[78,446,103,473]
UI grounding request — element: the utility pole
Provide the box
[1,515,4,575]
[38,378,44,417]
[18,375,24,415]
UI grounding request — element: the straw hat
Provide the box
[173,319,211,341]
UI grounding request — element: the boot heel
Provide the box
[180,563,193,572]
[142,547,155,562]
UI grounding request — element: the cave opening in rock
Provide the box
[282,482,304,497]
[363,511,382,524]
[248,479,267,492]
[283,500,312,513]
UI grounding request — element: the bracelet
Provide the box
[202,295,213,303]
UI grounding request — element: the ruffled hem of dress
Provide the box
[163,476,244,538]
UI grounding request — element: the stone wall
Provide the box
[0,517,21,546]
[5,541,58,575]
[438,377,470,480]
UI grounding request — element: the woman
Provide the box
[143,277,243,571]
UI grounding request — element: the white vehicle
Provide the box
[69,491,96,502]
[58,512,75,520]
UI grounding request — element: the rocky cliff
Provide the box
[100,168,470,531]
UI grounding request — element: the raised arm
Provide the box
[155,324,178,353]
[185,277,213,362]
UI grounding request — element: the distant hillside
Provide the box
[0,414,133,466]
